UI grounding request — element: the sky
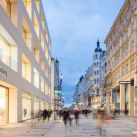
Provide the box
[42,0,125,106]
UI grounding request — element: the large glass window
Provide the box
[0,86,8,123]
[22,54,31,82]
[22,17,32,50]
[45,82,48,95]
[40,57,44,71]
[35,0,40,13]
[0,35,17,71]
[34,68,39,88]
[40,101,45,111]
[22,92,31,120]
[0,0,18,26]
[34,12,39,38]
[23,0,32,18]
[41,33,44,51]
[34,97,39,116]
[34,41,39,63]
[40,76,44,92]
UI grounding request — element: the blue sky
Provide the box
[42,0,125,106]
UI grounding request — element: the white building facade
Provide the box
[91,41,106,109]
[0,0,52,123]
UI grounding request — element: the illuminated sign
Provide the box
[119,81,131,84]
[55,90,62,94]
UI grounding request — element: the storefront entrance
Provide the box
[0,86,8,122]
[22,92,31,120]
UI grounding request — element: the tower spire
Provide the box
[97,39,100,47]
[95,39,102,52]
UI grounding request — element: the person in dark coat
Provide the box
[42,109,48,122]
[62,110,70,126]
[74,110,80,126]
[47,109,52,121]
[84,109,88,118]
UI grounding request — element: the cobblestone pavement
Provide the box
[0,115,137,137]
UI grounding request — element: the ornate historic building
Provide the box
[105,0,137,116]
[73,41,106,110]
[91,41,106,109]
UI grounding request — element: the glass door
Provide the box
[0,86,8,122]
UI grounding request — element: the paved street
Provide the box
[0,115,137,137]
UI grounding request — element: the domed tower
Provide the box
[95,40,102,52]
[92,40,106,109]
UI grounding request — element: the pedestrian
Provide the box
[74,110,80,126]
[84,109,88,118]
[92,109,97,119]
[58,110,62,119]
[62,109,70,127]
[47,110,51,121]
[68,110,74,126]
[38,110,43,122]
[96,110,105,136]
[42,109,48,122]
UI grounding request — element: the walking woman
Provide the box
[96,110,105,136]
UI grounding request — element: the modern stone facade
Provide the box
[105,0,137,116]
[0,0,52,123]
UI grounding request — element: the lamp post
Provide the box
[60,72,63,88]
[58,72,63,110]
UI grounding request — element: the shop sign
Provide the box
[0,66,7,77]
[55,90,61,94]
[119,81,131,84]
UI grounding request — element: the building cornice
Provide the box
[104,0,132,44]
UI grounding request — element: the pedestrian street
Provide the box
[0,115,137,137]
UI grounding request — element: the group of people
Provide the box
[57,109,81,126]
[56,109,91,127]
[38,109,52,122]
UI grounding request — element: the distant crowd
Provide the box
[35,108,129,136]
[56,108,91,126]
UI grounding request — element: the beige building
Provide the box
[105,0,137,117]
[0,0,52,123]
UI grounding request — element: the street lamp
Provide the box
[57,72,63,110]
[60,72,63,88]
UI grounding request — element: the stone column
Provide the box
[129,84,134,116]
[106,91,111,115]
[120,84,125,114]
[31,96,34,118]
